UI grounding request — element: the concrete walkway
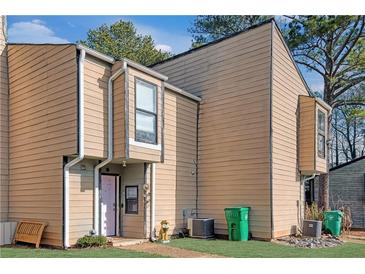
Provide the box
[119,242,225,258]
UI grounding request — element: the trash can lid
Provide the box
[324,210,343,216]
[224,207,251,211]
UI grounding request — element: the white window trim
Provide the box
[129,138,161,151]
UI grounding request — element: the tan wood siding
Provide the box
[271,25,310,236]
[120,164,145,238]
[0,16,9,221]
[69,159,95,245]
[127,67,162,162]
[154,23,272,238]
[84,55,111,158]
[7,44,78,246]
[299,96,316,173]
[154,89,198,234]
[299,96,329,175]
[113,69,125,159]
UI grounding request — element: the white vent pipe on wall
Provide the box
[63,48,85,249]
[93,61,127,236]
[150,163,156,241]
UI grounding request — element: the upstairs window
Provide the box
[317,110,326,158]
[135,79,157,144]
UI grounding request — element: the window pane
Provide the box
[318,133,325,157]
[126,187,137,199]
[125,186,138,214]
[136,80,156,113]
[318,110,325,132]
[136,110,156,143]
[126,199,138,213]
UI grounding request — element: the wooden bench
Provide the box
[13,221,47,248]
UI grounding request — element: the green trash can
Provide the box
[224,207,250,241]
[323,210,343,237]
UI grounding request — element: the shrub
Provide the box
[305,202,323,221]
[76,235,108,248]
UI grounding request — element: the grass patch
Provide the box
[168,238,365,258]
[0,246,166,258]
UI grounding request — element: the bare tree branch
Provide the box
[295,60,326,76]
[333,16,361,62]
[332,99,365,108]
[292,53,327,72]
[333,76,365,98]
[333,17,365,75]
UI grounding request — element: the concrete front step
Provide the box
[108,237,149,247]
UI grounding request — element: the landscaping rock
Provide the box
[276,234,343,248]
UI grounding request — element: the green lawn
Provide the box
[0,246,165,258]
[2,239,365,258]
[168,238,365,258]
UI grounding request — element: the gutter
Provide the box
[121,57,168,81]
[76,44,115,64]
[76,44,169,82]
[63,48,86,248]
[93,61,127,235]
[165,82,201,102]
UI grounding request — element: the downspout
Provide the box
[93,61,127,235]
[195,102,200,218]
[63,48,85,248]
[150,163,156,241]
[298,173,317,233]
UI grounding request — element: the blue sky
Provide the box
[7,16,194,53]
[7,15,323,93]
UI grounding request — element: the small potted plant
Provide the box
[302,202,323,238]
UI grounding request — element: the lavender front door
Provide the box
[101,175,116,236]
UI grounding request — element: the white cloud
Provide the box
[8,19,69,44]
[155,44,172,53]
[135,23,191,54]
[67,21,76,28]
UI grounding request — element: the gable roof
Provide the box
[151,18,313,97]
[150,18,275,67]
[330,155,365,171]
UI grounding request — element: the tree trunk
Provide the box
[351,119,357,159]
[335,111,339,166]
[318,173,330,210]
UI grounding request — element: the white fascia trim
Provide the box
[315,97,332,111]
[122,58,168,81]
[165,82,201,102]
[75,44,168,82]
[129,138,161,151]
[76,44,115,64]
